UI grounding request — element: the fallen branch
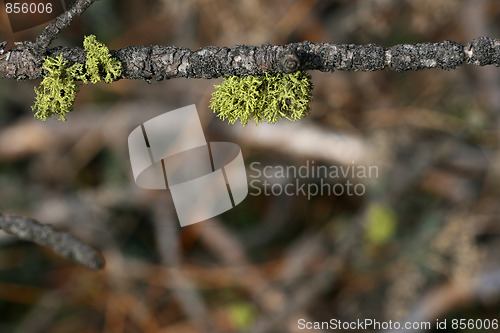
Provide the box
[0,211,105,270]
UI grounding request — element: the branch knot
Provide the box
[281,53,300,73]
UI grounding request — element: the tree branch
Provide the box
[1,37,499,82]
[34,0,98,54]
[0,211,105,270]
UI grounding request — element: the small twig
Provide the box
[34,0,98,55]
[0,211,105,270]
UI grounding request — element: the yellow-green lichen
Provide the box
[32,54,80,122]
[82,35,122,84]
[32,35,122,121]
[209,71,313,126]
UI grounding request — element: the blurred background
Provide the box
[1,0,500,332]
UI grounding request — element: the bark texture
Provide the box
[34,0,98,54]
[1,38,499,82]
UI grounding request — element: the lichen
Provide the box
[209,71,313,126]
[32,54,79,122]
[32,35,122,121]
[82,35,122,84]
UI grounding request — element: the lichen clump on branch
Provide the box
[32,35,122,121]
[210,71,313,126]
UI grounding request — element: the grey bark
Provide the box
[1,38,499,82]
[0,212,104,270]
[33,0,98,55]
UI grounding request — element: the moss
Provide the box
[209,71,313,126]
[32,35,122,121]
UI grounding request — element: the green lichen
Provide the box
[209,71,313,126]
[32,35,122,121]
[82,35,122,84]
[32,54,80,122]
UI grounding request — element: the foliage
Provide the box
[210,71,313,125]
[32,35,122,121]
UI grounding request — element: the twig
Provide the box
[34,0,98,54]
[0,211,105,270]
[1,38,500,81]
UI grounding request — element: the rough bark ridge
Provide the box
[1,38,500,82]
